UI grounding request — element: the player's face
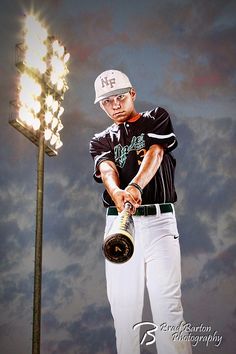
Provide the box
[99,89,137,124]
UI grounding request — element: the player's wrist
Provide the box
[128,182,143,195]
[111,186,122,198]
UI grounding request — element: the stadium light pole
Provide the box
[32,127,45,354]
[9,13,70,354]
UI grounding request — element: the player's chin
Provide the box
[112,114,129,124]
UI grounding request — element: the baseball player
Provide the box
[90,70,192,354]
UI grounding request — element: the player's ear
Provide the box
[99,101,112,119]
[99,101,106,111]
[130,88,136,101]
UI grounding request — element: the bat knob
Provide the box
[103,233,134,263]
[103,205,135,263]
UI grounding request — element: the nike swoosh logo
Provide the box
[174,235,179,239]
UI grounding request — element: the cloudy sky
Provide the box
[0,0,235,353]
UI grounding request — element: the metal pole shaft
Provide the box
[32,130,45,354]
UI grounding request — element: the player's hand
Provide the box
[111,188,140,213]
[125,185,142,208]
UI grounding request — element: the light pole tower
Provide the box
[9,13,70,354]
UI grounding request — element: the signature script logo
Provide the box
[133,322,158,346]
[133,321,223,348]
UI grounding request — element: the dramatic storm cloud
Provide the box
[0,1,235,353]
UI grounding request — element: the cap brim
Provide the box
[94,87,132,104]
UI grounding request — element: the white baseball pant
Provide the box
[105,204,192,354]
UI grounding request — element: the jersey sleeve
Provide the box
[145,107,178,151]
[89,132,115,183]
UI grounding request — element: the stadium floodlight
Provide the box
[9,12,70,354]
[10,13,70,156]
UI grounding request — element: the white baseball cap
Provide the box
[94,69,132,104]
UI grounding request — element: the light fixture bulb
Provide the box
[57,78,64,91]
[58,106,64,117]
[52,100,59,113]
[45,95,53,107]
[50,71,58,85]
[63,52,70,64]
[44,128,53,141]
[45,111,53,124]
[57,45,65,58]
[32,100,41,114]
[50,133,58,145]
[19,106,29,122]
[57,121,64,132]
[32,118,41,131]
[51,117,59,129]
[55,139,63,150]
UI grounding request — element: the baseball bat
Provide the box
[102,202,135,263]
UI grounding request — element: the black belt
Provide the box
[107,203,173,216]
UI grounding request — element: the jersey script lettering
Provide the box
[114,134,145,168]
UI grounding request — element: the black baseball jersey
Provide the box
[90,107,178,207]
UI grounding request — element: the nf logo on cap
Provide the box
[101,76,116,89]
[94,69,132,104]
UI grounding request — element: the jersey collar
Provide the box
[128,113,141,123]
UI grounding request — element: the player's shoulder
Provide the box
[92,123,116,141]
[142,107,169,121]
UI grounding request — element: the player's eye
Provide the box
[102,99,111,105]
[117,94,125,101]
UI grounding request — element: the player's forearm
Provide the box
[99,161,121,198]
[131,144,164,189]
[99,160,141,211]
